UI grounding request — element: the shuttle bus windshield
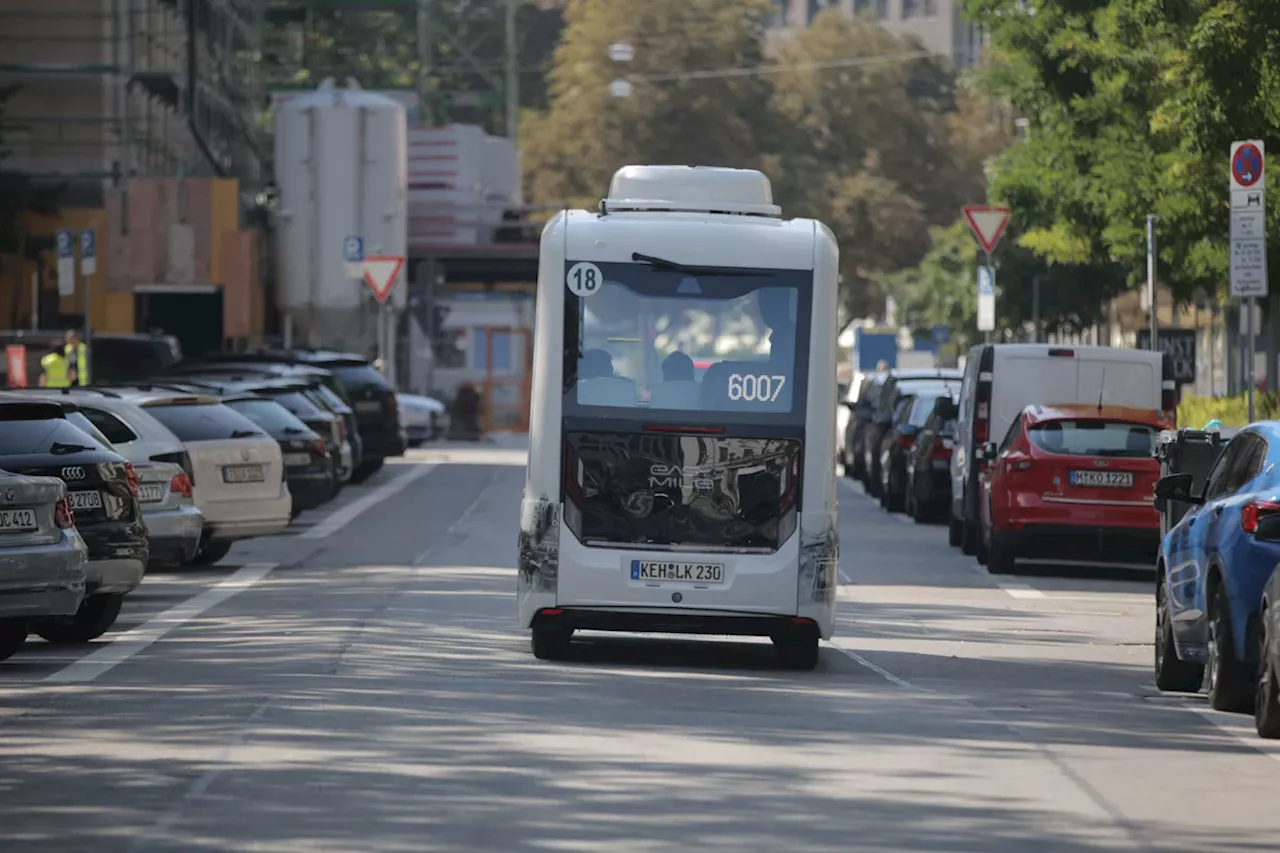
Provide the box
[562,263,813,425]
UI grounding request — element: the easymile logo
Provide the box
[649,464,715,491]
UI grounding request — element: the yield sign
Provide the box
[362,255,404,304]
[963,205,1012,255]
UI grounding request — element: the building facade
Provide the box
[769,0,983,69]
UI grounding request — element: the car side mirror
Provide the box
[1154,473,1202,506]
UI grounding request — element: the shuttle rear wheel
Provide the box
[774,633,819,670]
[531,625,573,660]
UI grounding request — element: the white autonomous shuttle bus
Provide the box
[518,165,840,669]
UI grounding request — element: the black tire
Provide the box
[906,477,921,521]
[987,531,1015,575]
[33,593,123,644]
[531,625,572,660]
[350,458,385,484]
[949,512,963,547]
[1256,608,1280,737]
[1207,582,1252,712]
[0,620,27,662]
[867,460,882,498]
[190,540,234,566]
[975,525,989,565]
[774,634,819,670]
[1155,572,1203,692]
[961,513,979,556]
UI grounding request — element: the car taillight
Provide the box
[898,434,915,449]
[1241,501,1280,533]
[169,473,193,498]
[929,441,952,461]
[312,439,328,457]
[1005,459,1032,474]
[335,418,347,442]
[124,463,141,498]
[54,496,74,529]
[386,395,399,419]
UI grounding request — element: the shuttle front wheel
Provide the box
[532,625,573,660]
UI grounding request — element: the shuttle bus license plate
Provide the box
[223,464,266,484]
[139,483,166,503]
[630,560,725,584]
[0,508,38,532]
[69,490,103,510]
[1070,470,1132,488]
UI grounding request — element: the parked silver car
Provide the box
[397,393,447,446]
[0,469,89,660]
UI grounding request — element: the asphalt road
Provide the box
[2,439,1279,852]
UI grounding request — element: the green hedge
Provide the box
[1178,393,1280,428]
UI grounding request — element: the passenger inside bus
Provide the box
[574,281,796,412]
[577,347,638,406]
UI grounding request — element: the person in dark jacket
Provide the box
[450,383,483,440]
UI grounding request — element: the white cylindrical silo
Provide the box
[273,79,408,353]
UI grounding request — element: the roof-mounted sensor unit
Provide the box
[600,165,782,217]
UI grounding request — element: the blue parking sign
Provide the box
[56,229,73,258]
[343,236,365,263]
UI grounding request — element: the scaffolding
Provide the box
[0,0,267,200]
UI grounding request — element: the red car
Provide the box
[976,404,1171,574]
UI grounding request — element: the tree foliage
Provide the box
[521,2,1002,322]
[963,0,1280,305]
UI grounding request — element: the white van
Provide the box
[518,164,840,670]
[949,344,1175,554]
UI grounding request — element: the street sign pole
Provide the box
[1229,139,1267,422]
[1146,215,1157,351]
[965,206,1009,344]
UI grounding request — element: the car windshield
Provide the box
[909,394,953,427]
[262,390,327,419]
[329,363,391,394]
[64,411,114,449]
[1028,419,1158,458]
[146,403,267,441]
[563,261,813,424]
[226,399,314,436]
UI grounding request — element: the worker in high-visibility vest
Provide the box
[64,329,88,386]
[39,346,71,388]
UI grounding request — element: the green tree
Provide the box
[768,11,1012,321]
[963,0,1280,305]
[521,0,776,209]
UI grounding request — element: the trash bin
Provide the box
[1153,427,1237,537]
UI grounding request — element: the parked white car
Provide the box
[16,389,206,566]
[397,393,446,447]
[108,388,292,564]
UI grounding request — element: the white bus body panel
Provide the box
[518,208,840,641]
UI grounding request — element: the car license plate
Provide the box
[0,508,38,533]
[138,483,166,503]
[630,560,725,584]
[1069,470,1133,488]
[283,453,312,467]
[222,464,266,484]
[355,401,382,413]
[69,490,103,510]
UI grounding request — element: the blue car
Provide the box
[1154,424,1280,711]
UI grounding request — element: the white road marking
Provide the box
[832,642,921,691]
[44,563,279,685]
[130,697,276,852]
[1191,708,1280,766]
[299,463,437,539]
[998,582,1047,600]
